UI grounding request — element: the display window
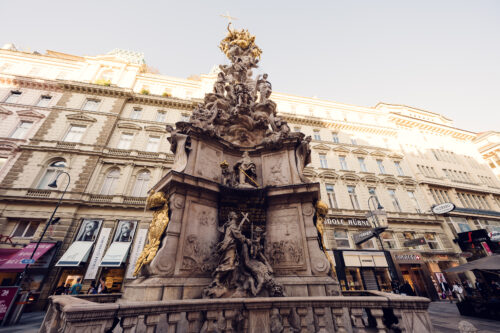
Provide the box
[101,267,125,292]
[56,268,84,293]
[0,272,17,286]
[345,268,363,290]
[375,268,391,292]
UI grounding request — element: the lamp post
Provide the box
[366,195,399,287]
[16,171,70,285]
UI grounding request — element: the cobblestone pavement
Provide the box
[429,301,500,333]
[2,302,500,332]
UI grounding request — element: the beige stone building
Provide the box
[0,45,499,308]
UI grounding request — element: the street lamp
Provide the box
[16,172,70,285]
[366,195,399,287]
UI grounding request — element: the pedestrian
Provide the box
[400,281,415,296]
[64,283,71,295]
[98,277,108,294]
[452,282,464,302]
[53,283,66,295]
[463,280,473,296]
[87,281,97,294]
[69,277,83,295]
[439,279,452,302]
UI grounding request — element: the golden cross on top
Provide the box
[220,11,238,24]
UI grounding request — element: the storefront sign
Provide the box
[325,217,371,228]
[343,251,388,268]
[394,253,422,263]
[403,237,426,247]
[84,228,111,280]
[432,203,455,214]
[0,243,55,270]
[0,286,19,322]
[481,242,493,256]
[353,230,375,245]
[125,229,148,279]
[489,231,500,242]
[459,252,473,258]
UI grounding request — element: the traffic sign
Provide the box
[21,259,35,265]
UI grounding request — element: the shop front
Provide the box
[392,252,438,300]
[457,229,500,261]
[422,253,462,296]
[332,250,392,292]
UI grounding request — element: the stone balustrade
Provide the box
[39,292,433,333]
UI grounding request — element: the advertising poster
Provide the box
[0,286,19,321]
[84,227,111,280]
[125,228,148,279]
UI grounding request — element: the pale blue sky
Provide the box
[1,0,499,133]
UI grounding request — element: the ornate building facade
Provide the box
[0,45,499,308]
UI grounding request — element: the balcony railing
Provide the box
[26,189,52,198]
[123,196,147,205]
[89,194,114,203]
[40,292,433,333]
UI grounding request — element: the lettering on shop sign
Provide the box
[431,203,455,215]
[324,218,371,228]
[353,230,375,245]
[395,254,421,261]
[403,238,426,247]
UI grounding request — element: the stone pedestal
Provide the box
[122,133,339,302]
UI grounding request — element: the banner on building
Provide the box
[56,219,103,267]
[100,221,137,267]
[84,227,111,280]
[0,286,19,321]
[125,228,148,279]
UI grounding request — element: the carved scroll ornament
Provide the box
[314,200,336,276]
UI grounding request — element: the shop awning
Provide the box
[0,243,55,271]
[0,249,19,267]
[100,242,131,267]
[445,254,500,273]
[56,242,94,267]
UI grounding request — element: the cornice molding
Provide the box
[66,113,97,123]
[117,122,142,130]
[16,109,45,119]
[144,125,166,133]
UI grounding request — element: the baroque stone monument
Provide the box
[122,24,340,302]
[40,25,434,333]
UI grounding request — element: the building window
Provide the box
[63,125,86,143]
[181,113,190,122]
[407,190,421,213]
[358,157,367,172]
[37,160,66,189]
[325,184,338,209]
[156,110,166,122]
[11,221,40,238]
[334,230,350,248]
[332,133,339,143]
[36,95,52,107]
[424,233,440,250]
[394,161,404,176]
[4,90,22,103]
[347,185,360,210]
[429,188,451,204]
[146,136,160,152]
[313,130,321,141]
[132,170,150,197]
[368,187,379,204]
[130,108,142,120]
[381,232,397,249]
[350,138,357,145]
[82,99,101,111]
[10,121,33,139]
[100,169,120,195]
[376,160,386,174]
[293,127,301,132]
[388,189,401,212]
[319,154,328,168]
[339,156,348,170]
[0,157,7,171]
[359,238,375,249]
[117,133,133,150]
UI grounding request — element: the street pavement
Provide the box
[429,301,500,333]
[1,301,500,332]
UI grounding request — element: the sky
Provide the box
[1,0,499,133]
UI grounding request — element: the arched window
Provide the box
[131,170,150,197]
[37,160,66,189]
[100,169,120,195]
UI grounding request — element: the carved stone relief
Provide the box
[262,152,291,186]
[195,143,223,182]
[181,202,219,274]
[266,207,305,270]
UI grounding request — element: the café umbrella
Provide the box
[445,254,500,273]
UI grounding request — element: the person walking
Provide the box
[69,278,83,295]
[440,279,452,303]
[53,283,66,295]
[87,281,97,294]
[452,282,464,302]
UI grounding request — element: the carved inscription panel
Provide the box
[262,152,291,186]
[181,202,219,275]
[195,143,223,182]
[266,207,305,269]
